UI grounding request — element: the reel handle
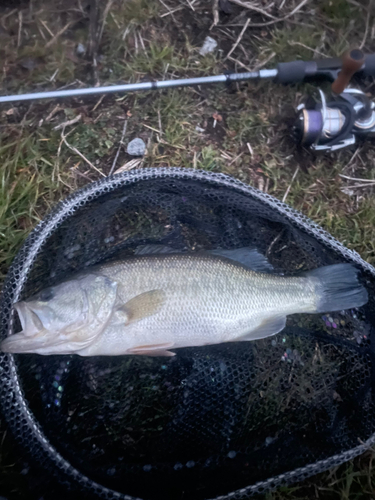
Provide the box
[331,49,365,94]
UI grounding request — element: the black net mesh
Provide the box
[1,167,375,500]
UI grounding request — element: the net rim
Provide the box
[0,166,374,499]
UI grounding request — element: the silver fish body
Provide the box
[0,250,368,356]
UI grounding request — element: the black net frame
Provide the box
[0,167,375,500]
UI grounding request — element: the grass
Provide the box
[1,0,375,498]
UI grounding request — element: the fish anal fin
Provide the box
[127,342,175,357]
[118,289,166,324]
[238,315,286,341]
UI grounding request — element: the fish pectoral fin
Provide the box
[118,289,166,324]
[127,342,175,357]
[239,315,287,341]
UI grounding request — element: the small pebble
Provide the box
[127,138,146,156]
[76,43,86,56]
[199,36,217,56]
[227,451,236,459]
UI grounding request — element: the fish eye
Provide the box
[39,288,54,302]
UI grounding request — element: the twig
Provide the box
[17,11,23,48]
[212,0,219,28]
[45,21,73,49]
[159,0,179,20]
[282,166,299,203]
[339,174,375,183]
[114,158,142,175]
[247,142,254,157]
[158,108,163,135]
[228,0,277,19]
[229,0,310,28]
[45,104,61,122]
[92,94,105,111]
[97,0,115,49]
[2,9,17,25]
[39,19,55,38]
[225,18,251,60]
[360,0,373,49]
[109,119,128,175]
[267,229,285,257]
[61,128,105,177]
[342,182,375,189]
[50,68,59,82]
[186,0,195,11]
[143,124,162,134]
[288,41,326,57]
[160,5,184,17]
[53,114,82,131]
[342,146,361,172]
[227,55,252,72]
[228,152,243,165]
[252,51,276,70]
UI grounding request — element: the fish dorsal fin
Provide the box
[118,289,166,324]
[238,315,286,341]
[134,245,273,273]
[127,342,175,357]
[208,248,274,273]
[134,244,178,255]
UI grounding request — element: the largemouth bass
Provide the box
[0,248,368,356]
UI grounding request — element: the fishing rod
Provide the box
[0,49,373,104]
[1,49,375,152]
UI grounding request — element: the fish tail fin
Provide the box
[306,264,368,313]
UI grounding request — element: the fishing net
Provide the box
[1,167,375,500]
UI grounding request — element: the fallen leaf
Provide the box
[212,112,223,122]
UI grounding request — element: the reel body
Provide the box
[294,89,375,151]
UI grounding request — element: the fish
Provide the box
[0,247,368,357]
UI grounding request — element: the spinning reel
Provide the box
[293,49,375,152]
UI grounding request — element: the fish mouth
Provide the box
[14,301,44,337]
[0,330,96,355]
[1,302,56,354]
[1,303,100,355]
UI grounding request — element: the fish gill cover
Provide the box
[0,168,374,500]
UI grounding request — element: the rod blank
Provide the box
[0,70,278,104]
